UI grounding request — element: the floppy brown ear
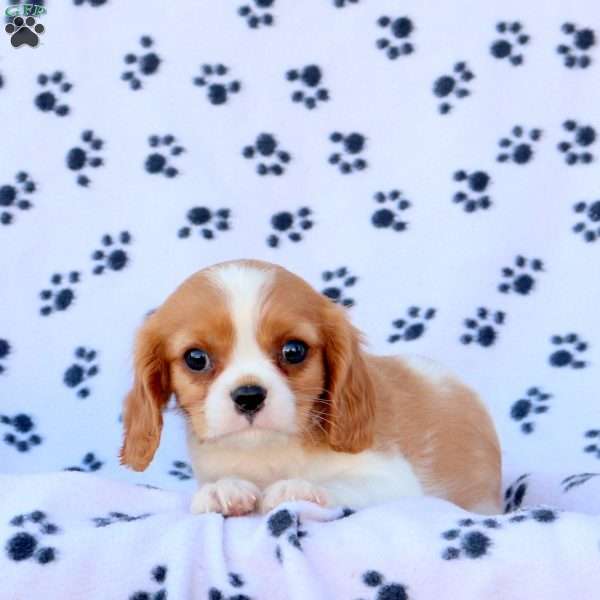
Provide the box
[322,303,376,453]
[120,321,170,471]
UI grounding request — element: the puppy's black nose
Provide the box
[231,385,266,418]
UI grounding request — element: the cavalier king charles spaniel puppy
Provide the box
[120,259,501,515]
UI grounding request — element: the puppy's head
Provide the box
[120,260,375,471]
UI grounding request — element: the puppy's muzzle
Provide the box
[230,385,266,421]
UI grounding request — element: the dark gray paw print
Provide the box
[5,16,44,48]
[329,132,367,173]
[129,565,167,600]
[558,120,596,165]
[433,62,474,114]
[92,511,151,528]
[122,36,161,90]
[375,15,415,60]
[92,231,131,275]
[193,64,240,106]
[0,414,42,453]
[0,338,10,375]
[238,0,274,29]
[361,570,409,600]
[584,430,600,459]
[66,130,104,187]
[169,460,193,481]
[573,200,600,242]
[286,65,329,109]
[39,271,81,316]
[65,451,103,472]
[267,509,307,563]
[504,474,529,512]
[267,207,313,248]
[321,267,357,308]
[441,517,502,561]
[452,170,492,212]
[333,0,359,7]
[388,307,436,343]
[490,21,530,66]
[561,473,599,493]
[178,206,231,240]
[460,308,505,347]
[549,334,588,369]
[371,189,411,232]
[145,135,184,178]
[243,133,291,175]
[35,71,72,116]
[0,171,35,226]
[498,255,543,295]
[209,573,250,600]
[5,511,59,565]
[510,387,551,434]
[497,126,542,164]
[557,23,595,69]
[73,0,109,6]
[63,346,99,398]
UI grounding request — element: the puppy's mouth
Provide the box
[203,426,294,448]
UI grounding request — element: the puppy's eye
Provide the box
[281,340,308,365]
[184,349,211,372]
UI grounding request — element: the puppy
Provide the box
[120,259,501,515]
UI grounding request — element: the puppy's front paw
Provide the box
[190,478,260,516]
[260,479,329,513]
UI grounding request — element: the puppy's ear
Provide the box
[322,302,375,453]
[120,321,170,471]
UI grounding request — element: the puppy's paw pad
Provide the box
[190,478,260,516]
[261,479,328,513]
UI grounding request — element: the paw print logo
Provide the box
[66,130,104,187]
[328,132,368,174]
[39,271,81,316]
[35,71,72,116]
[549,334,588,369]
[361,571,409,600]
[193,64,241,106]
[584,430,600,459]
[433,62,474,115]
[441,518,498,560]
[0,171,35,226]
[145,135,184,178]
[178,207,231,240]
[63,347,99,398]
[321,267,357,308]
[452,170,492,212]
[267,509,308,563]
[5,511,59,565]
[557,23,596,69]
[371,190,411,232]
[490,21,530,66]
[557,120,596,165]
[121,36,161,90]
[0,338,10,374]
[573,200,600,242]
[562,473,599,492]
[498,256,543,295]
[267,207,313,248]
[0,414,42,452]
[65,452,103,472]
[388,307,436,343]
[238,0,274,29]
[375,15,415,60]
[510,387,551,434]
[497,126,542,165]
[169,460,193,481]
[460,308,505,348]
[286,65,329,110]
[243,133,291,175]
[130,566,168,600]
[5,16,44,48]
[91,231,132,275]
[504,474,529,512]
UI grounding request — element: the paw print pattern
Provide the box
[242,133,291,175]
[63,347,99,398]
[557,120,596,165]
[92,511,151,528]
[549,334,588,369]
[562,473,599,493]
[557,23,596,69]
[145,135,184,178]
[0,171,35,226]
[35,71,72,116]
[5,511,59,564]
[267,509,308,563]
[460,308,505,347]
[371,190,411,232]
[433,62,474,115]
[5,16,44,48]
[490,21,530,66]
[178,207,231,240]
[498,256,543,295]
[441,518,497,560]
[209,573,250,600]
[388,307,436,343]
[267,207,313,248]
[91,231,132,275]
[361,571,409,600]
[321,267,357,308]
[584,430,600,459]
[0,338,10,374]
[332,0,358,7]
[0,414,42,453]
[121,36,161,90]
[452,170,492,212]
[129,565,168,600]
[375,15,415,60]
[504,474,529,512]
[573,200,600,242]
[286,65,329,109]
[66,130,104,187]
[496,126,542,165]
[510,387,551,434]
[193,64,240,106]
[168,460,192,481]
[73,0,109,5]
[39,272,81,316]
[65,452,103,472]
[238,0,274,29]
[328,132,367,173]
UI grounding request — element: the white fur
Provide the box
[403,355,452,384]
